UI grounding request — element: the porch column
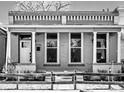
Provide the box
[5,31,11,73]
[117,32,121,63]
[106,33,109,63]
[32,32,36,64]
[93,32,97,63]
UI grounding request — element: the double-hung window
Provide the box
[70,33,82,63]
[96,33,107,63]
[46,33,59,63]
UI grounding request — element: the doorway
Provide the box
[20,35,31,63]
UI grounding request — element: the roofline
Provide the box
[5,25,122,29]
[9,11,118,16]
[9,11,115,13]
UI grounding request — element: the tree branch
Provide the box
[13,1,71,11]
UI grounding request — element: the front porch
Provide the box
[5,26,123,73]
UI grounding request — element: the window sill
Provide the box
[43,63,60,66]
[15,63,35,65]
[93,63,122,65]
[68,63,85,66]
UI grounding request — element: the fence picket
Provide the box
[108,68,112,89]
[51,72,54,90]
[74,70,76,90]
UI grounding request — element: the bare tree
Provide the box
[12,1,71,11]
[53,1,71,11]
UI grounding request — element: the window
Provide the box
[22,41,30,48]
[46,33,58,63]
[70,33,82,63]
[96,34,107,63]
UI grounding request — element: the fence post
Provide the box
[16,72,20,90]
[51,72,54,90]
[74,70,76,90]
[108,68,111,89]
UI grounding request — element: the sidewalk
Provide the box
[0,90,124,93]
[0,84,123,90]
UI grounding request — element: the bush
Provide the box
[20,76,45,81]
[83,75,91,81]
[6,77,17,81]
[20,71,46,81]
[0,76,6,81]
[113,70,122,81]
[97,69,108,81]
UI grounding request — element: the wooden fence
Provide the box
[0,71,124,90]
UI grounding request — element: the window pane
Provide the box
[97,49,106,63]
[71,39,81,47]
[97,34,106,48]
[71,48,81,62]
[20,35,31,40]
[47,33,57,39]
[71,33,81,47]
[71,33,81,39]
[47,48,57,63]
[22,42,30,48]
[47,39,57,47]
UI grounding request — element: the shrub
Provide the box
[97,69,108,81]
[113,70,122,81]
[20,70,45,81]
[83,75,91,81]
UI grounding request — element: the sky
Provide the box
[0,1,124,24]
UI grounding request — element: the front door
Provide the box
[20,40,31,63]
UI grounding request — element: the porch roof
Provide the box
[5,25,122,33]
[6,24,122,28]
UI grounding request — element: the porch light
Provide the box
[108,67,111,73]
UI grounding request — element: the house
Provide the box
[0,27,7,72]
[5,7,124,73]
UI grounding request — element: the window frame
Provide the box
[96,33,109,63]
[69,32,83,64]
[45,32,59,64]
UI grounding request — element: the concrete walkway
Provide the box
[0,90,124,93]
[0,84,123,90]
